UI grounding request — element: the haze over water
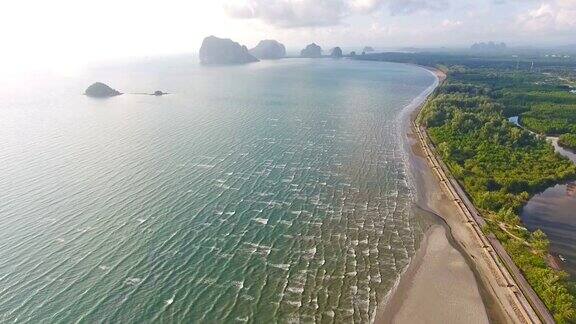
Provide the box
[0,58,435,322]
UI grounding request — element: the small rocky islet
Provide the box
[86,38,350,97]
[84,83,168,98]
[84,82,122,98]
[300,43,322,58]
[331,47,343,58]
[249,40,286,60]
[199,36,259,65]
[200,36,349,62]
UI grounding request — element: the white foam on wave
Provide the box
[199,278,217,285]
[269,263,291,271]
[125,277,142,285]
[253,218,268,225]
[351,285,358,295]
[284,300,302,308]
[279,220,293,227]
[303,247,317,260]
[287,287,304,294]
[233,280,244,290]
[165,296,174,305]
[241,294,255,301]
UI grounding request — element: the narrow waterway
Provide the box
[509,116,576,276]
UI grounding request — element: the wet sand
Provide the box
[376,67,530,324]
[376,68,493,323]
[380,225,489,324]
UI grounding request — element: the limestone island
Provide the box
[85,82,122,98]
[331,47,343,58]
[363,46,375,53]
[153,90,167,96]
[300,43,322,58]
[249,40,286,60]
[199,36,259,65]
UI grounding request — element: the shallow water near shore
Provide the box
[0,58,436,322]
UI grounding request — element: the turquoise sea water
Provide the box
[0,58,435,322]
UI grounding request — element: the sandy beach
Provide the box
[380,225,489,324]
[376,67,542,324]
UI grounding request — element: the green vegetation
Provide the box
[425,110,574,210]
[559,133,576,151]
[359,52,576,150]
[358,52,576,321]
[522,104,576,134]
[423,71,576,323]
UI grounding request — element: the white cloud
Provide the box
[441,19,463,28]
[224,0,350,28]
[516,0,576,32]
[351,0,384,13]
[1,0,575,75]
[387,0,449,15]
[225,0,451,28]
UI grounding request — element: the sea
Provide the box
[0,57,436,322]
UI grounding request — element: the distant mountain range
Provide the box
[470,42,507,52]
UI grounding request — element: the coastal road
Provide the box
[414,122,555,324]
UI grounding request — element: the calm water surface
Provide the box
[521,181,576,276]
[511,116,576,277]
[0,58,435,322]
[521,138,576,277]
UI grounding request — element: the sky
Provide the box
[1,0,575,74]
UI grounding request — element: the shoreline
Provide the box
[377,65,544,323]
[376,67,494,323]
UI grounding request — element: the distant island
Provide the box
[471,41,507,52]
[363,46,375,53]
[300,43,322,58]
[330,47,343,58]
[85,82,122,98]
[199,36,259,65]
[249,40,286,60]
